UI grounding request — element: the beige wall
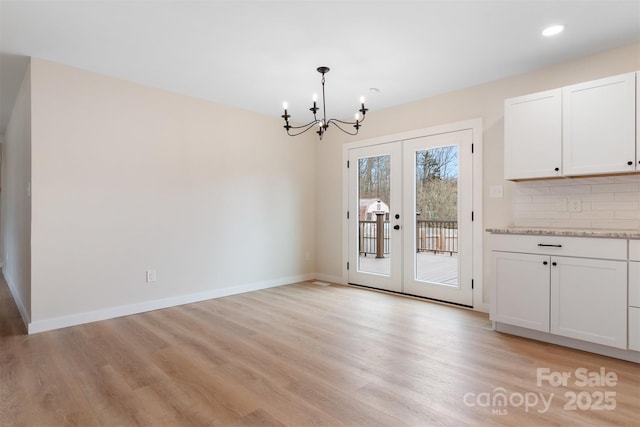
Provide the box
[28,58,316,328]
[4,45,639,329]
[1,61,32,321]
[315,44,640,305]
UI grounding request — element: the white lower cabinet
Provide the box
[491,251,549,332]
[629,240,639,351]
[630,261,640,307]
[630,308,640,352]
[550,257,627,349]
[490,235,630,352]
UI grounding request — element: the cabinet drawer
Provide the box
[490,234,626,260]
[630,307,640,351]
[630,239,640,261]
[630,262,640,308]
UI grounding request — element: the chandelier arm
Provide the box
[286,120,322,136]
[327,119,360,136]
[286,119,321,130]
[328,118,359,126]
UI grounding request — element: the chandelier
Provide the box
[281,66,368,140]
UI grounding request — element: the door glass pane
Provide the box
[358,155,391,275]
[415,146,459,286]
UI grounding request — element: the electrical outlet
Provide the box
[489,185,504,199]
[146,269,157,283]
[568,199,582,213]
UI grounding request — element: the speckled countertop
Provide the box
[486,228,640,239]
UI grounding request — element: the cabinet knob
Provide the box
[554,167,559,172]
[543,261,548,265]
[628,161,633,166]
[552,262,557,266]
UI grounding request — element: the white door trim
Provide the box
[341,118,484,311]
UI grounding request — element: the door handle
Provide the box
[393,225,400,230]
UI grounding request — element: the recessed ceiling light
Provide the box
[542,24,565,37]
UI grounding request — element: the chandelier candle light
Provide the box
[282,66,368,140]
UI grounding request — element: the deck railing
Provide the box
[416,220,458,255]
[359,219,458,256]
[359,221,391,255]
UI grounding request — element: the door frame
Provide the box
[341,118,485,311]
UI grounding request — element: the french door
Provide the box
[347,142,403,292]
[347,129,474,306]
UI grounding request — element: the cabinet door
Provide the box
[629,307,640,351]
[550,257,627,349]
[562,72,636,176]
[630,261,640,308]
[504,89,562,180]
[491,251,550,332]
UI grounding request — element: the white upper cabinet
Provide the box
[504,71,638,181]
[504,89,562,180]
[562,72,636,176]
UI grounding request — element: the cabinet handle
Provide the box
[552,262,557,266]
[554,167,559,172]
[628,161,633,166]
[537,244,562,248]
[543,261,548,265]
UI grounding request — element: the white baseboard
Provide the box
[495,322,640,363]
[3,269,31,327]
[474,302,490,313]
[27,273,315,334]
[313,273,344,285]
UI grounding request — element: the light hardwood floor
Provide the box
[1,277,638,426]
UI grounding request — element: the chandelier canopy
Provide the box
[282,66,368,140]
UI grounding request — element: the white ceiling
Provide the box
[1,1,639,135]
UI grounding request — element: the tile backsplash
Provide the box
[513,174,640,230]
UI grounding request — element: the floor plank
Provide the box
[1,276,638,426]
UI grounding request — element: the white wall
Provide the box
[315,44,640,305]
[1,61,32,323]
[27,58,316,331]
